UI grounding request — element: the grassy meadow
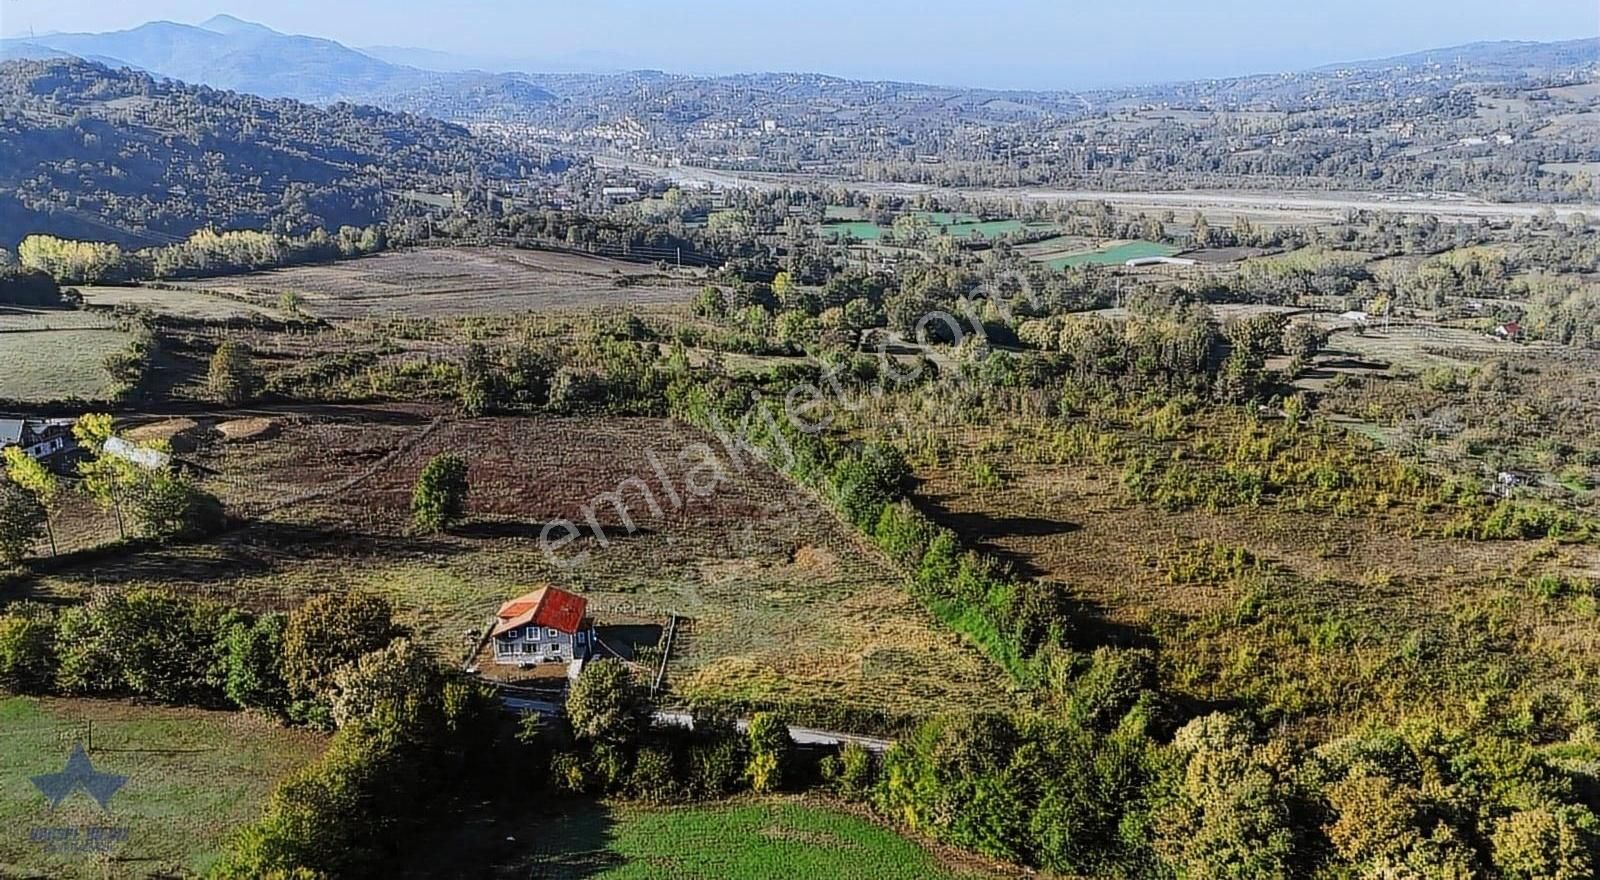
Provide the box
[398,799,997,879]
[0,308,132,402]
[0,697,326,879]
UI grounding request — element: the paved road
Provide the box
[501,697,894,753]
[594,155,1597,223]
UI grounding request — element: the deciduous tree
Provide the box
[565,658,651,746]
[208,340,259,405]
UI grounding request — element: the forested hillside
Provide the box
[0,58,556,247]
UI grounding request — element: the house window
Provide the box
[521,643,538,655]
[576,632,587,646]
[547,628,560,639]
[495,640,511,656]
[528,628,540,641]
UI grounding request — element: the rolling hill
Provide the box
[0,58,555,247]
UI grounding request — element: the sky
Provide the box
[0,0,1595,88]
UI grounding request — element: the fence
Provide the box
[652,613,681,694]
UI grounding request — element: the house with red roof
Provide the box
[491,585,596,667]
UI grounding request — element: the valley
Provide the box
[1,9,1598,880]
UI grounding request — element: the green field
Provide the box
[819,211,1053,242]
[1044,240,1180,269]
[401,800,993,879]
[77,285,281,321]
[0,697,326,879]
[0,309,132,402]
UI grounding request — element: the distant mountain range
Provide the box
[3,16,1594,121]
[0,15,555,116]
[1314,39,1599,76]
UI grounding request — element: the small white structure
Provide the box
[104,436,170,471]
[1339,310,1371,326]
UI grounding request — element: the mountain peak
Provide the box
[197,14,278,37]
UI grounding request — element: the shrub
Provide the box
[549,751,588,793]
[411,453,469,532]
[1154,714,1301,879]
[54,604,119,695]
[588,742,633,793]
[282,592,398,703]
[214,650,493,879]
[224,613,289,712]
[566,658,652,746]
[327,638,443,730]
[105,589,231,704]
[1067,647,1158,732]
[51,589,230,703]
[0,481,45,567]
[0,605,57,693]
[836,741,878,800]
[628,746,681,804]
[207,340,259,405]
[684,713,748,799]
[1491,806,1600,880]
[127,471,226,541]
[747,712,792,793]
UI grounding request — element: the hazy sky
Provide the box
[0,0,1595,88]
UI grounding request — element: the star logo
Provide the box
[30,744,126,811]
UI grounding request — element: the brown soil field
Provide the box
[18,409,1007,722]
[167,247,708,321]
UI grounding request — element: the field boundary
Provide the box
[653,612,681,694]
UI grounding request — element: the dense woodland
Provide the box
[0,59,562,248]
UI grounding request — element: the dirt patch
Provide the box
[790,544,841,577]
[125,417,208,451]
[216,417,280,443]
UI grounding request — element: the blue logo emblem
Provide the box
[30,744,127,810]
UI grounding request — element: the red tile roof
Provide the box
[492,586,588,637]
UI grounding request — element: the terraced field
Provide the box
[164,247,708,321]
